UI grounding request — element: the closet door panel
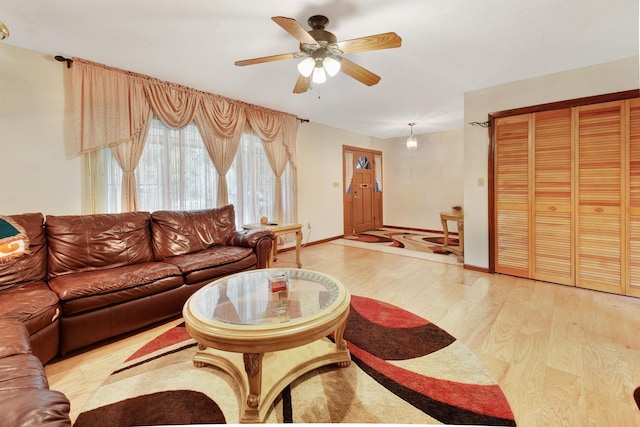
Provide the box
[628,99,640,297]
[575,102,625,294]
[495,115,530,277]
[533,109,573,285]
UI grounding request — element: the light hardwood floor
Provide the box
[45,242,640,426]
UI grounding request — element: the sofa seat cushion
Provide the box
[165,245,254,274]
[164,245,256,284]
[0,281,60,335]
[0,353,49,398]
[0,319,31,358]
[48,262,183,316]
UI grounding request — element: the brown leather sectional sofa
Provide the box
[0,205,274,426]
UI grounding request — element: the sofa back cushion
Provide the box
[0,213,47,290]
[151,205,237,259]
[46,212,154,278]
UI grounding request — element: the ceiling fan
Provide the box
[234,15,402,94]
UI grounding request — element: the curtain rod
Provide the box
[469,121,491,128]
[54,55,73,68]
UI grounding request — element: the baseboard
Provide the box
[463,264,489,273]
[278,235,344,252]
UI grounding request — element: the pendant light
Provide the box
[406,123,417,150]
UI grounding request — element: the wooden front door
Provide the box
[343,146,382,236]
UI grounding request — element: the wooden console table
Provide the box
[439,210,464,263]
[242,223,303,268]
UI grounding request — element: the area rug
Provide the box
[345,228,458,256]
[74,295,516,426]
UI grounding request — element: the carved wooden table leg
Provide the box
[193,343,208,368]
[243,353,264,409]
[441,216,450,249]
[334,318,351,368]
[295,229,303,268]
[456,219,464,263]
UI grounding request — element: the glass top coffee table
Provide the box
[183,268,351,423]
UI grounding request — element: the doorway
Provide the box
[343,146,383,236]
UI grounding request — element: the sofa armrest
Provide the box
[227,229,275,248]
[227,230,275,269]
[0,389,71,427]
[0,319,32,358]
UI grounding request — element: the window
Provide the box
[99,117,294,228]
[136,118,218,212]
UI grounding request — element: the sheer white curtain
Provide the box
[374,154,383,192]
[225,131,295,227]
[90,117,294,228]
[344,150,354,194]
[135,117,217,211]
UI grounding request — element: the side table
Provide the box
[439,210,464,263]
[242,223,303,268]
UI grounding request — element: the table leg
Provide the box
[295,230,302,268]
[334,318,351,368]
[457,219,464,263]
[269,239,276,267]
[440,216,450,249]
[243,353,264,409]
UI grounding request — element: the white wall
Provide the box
[382,129,463,232]
[296,121,382,243]
[463,56,640,270]
[0,43,81,215]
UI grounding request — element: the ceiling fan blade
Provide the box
[272,16,318,46]
[335,32,402,54]
[339,57,381,86]
[293,74,311,94]
[235,52,300,66]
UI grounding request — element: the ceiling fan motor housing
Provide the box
[305,15,337,48]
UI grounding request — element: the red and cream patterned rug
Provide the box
[74,295,516,425]
[336,228,461,264]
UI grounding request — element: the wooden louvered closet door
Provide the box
[532,109,573,285]
[627,99,640,297]
[494,97,640,297]
[574,101,626,294]
[494,115,531,277]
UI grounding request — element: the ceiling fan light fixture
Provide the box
[312,65,327,84]
[297,57,315,77]
[323,56,341,77]
[406,123,418,150]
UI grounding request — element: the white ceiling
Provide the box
[1,0,638,139]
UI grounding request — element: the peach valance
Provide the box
[71,58,297,153]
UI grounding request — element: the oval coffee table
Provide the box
[183,268,351,423]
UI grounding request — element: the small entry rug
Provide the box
[338,228,460,264]
[74,296,516,425]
